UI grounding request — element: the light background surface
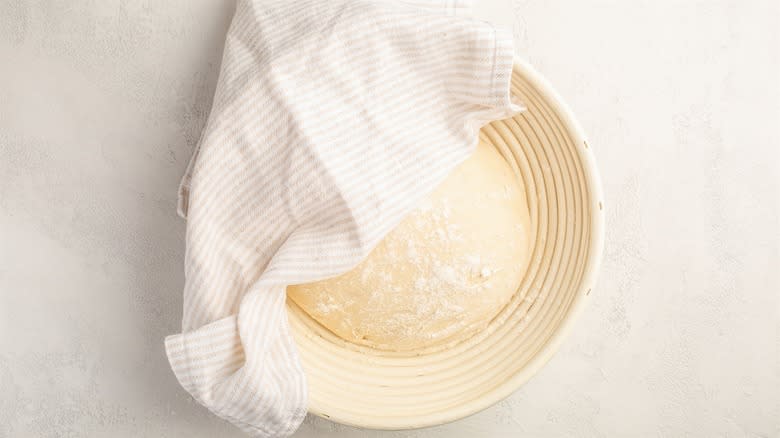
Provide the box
[1,1,778,437]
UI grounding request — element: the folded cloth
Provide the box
[166,0,522,436]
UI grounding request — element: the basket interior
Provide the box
[286,62,603,430]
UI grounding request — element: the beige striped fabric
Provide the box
[166,0,522,436]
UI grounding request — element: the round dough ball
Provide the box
[287,142,532,351]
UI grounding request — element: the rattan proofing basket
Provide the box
[286,60,605,429]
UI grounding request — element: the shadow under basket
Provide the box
[286,60,605,430]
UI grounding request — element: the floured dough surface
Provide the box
[287,142,532,351]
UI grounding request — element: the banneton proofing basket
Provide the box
[286,60,605,429]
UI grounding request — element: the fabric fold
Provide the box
[166,0,522,436]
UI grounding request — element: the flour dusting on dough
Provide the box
[286,144,532,351]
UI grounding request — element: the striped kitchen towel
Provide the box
[166,0,522,436]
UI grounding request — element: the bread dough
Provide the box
[287,142,532,351]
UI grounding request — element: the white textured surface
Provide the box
[0,1,778,437]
